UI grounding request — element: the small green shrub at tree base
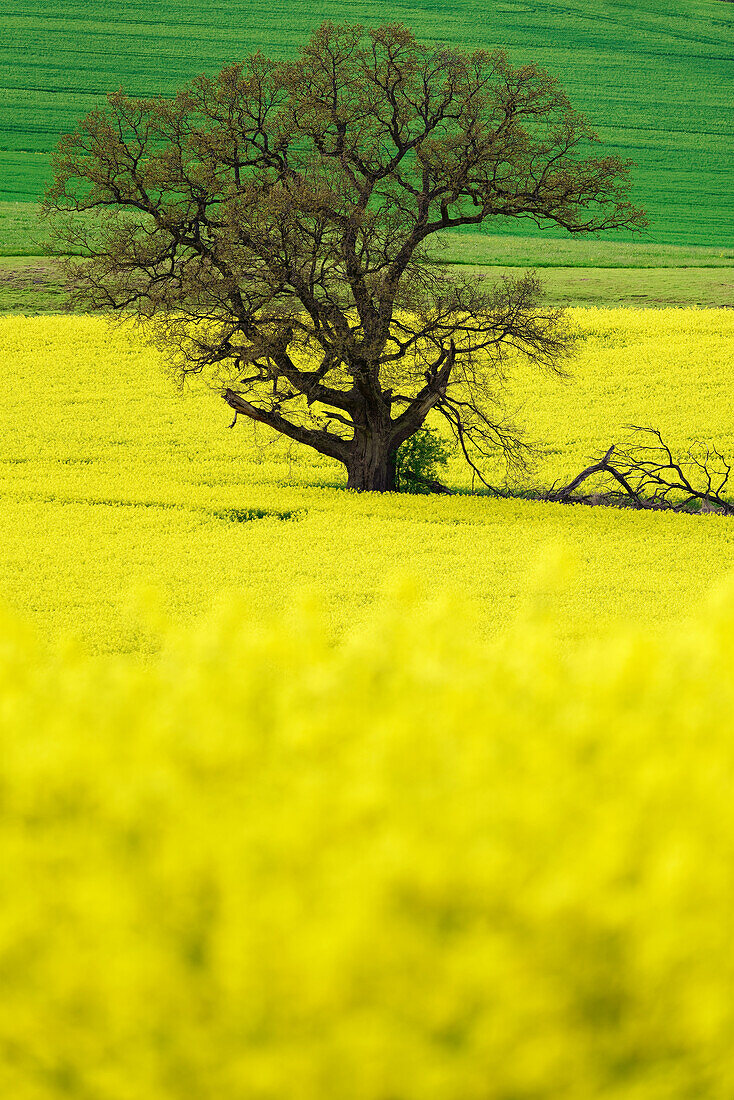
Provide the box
[395,428,451,493]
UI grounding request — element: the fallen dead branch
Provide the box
[544,426,734,515]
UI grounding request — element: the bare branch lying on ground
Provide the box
[543,426,734,515]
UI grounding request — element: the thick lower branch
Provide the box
[223,388,349,463]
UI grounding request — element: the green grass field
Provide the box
[2,200,733,312]
[1,0,733,246]
[3,254,732,313]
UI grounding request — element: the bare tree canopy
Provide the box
[45,21,646,491]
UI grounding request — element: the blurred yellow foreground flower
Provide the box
[1,582,733,1100]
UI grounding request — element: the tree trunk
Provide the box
[346,431,397,491]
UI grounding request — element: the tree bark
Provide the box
[345,431,397,491]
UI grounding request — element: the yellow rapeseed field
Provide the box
[2,310,734,1099]
[1,311,734,651]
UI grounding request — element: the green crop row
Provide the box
[1,0,733,245]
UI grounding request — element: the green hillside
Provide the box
[1,0,733,247]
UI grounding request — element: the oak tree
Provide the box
[46,21,645,491]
